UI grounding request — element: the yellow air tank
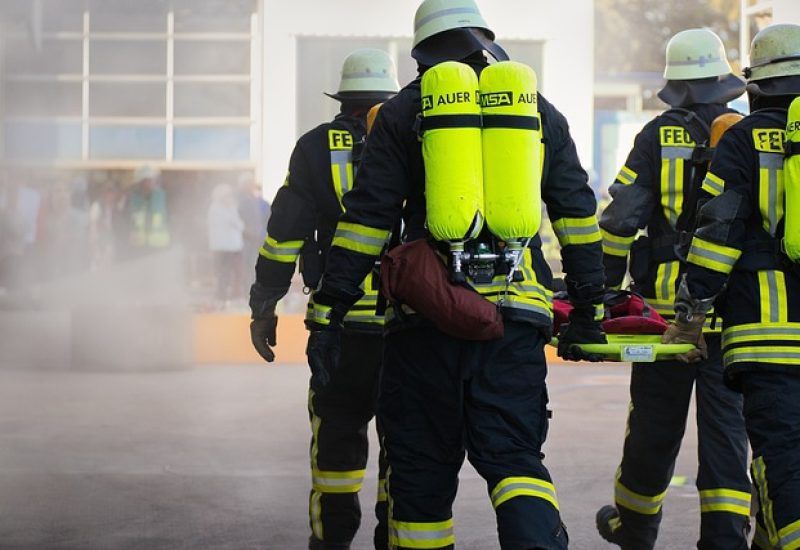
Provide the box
[785,96,800,262]
[480,61,542,240]
[421,61,484,242]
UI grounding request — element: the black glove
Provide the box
[558,307,607,362]
[306,327,342,387]
[250,316,278,362]
[249,282,287,363]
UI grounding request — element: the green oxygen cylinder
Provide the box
[480,61,542,241]
[785,96,800,262]
[421,61,484,242]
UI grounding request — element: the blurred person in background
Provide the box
[248,49,399,550]
[0,173,42,291]
[37,178,91,279]
[121,166,171,261]
[596,29,751,550]
[237,172,270,297]
[207,183,245,309]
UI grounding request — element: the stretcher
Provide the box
[551,289,697,362]
[549,334,696,363]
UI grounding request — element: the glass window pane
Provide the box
[41,0,84,32]
[174,83,249,117]
[90,83,166,117]
[4,38,83,74]
[173,0,256,32]
[173,126,249,161]
[90,40,167,74]
[174,41,249,75]
[89,0,167,32]
[4,81,82,117]
[3,121,82,160]
[89,125,166,159]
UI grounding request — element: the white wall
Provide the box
[260,0,594,200]
[773,0,800,23]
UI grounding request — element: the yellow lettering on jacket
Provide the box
[752,128,785,153]
[328,130,353,151]
[660,126,696,147]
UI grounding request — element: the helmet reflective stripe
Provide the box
[746,24,800,82]
[413,0,492,49]
[335,49,400,94]
[663,28,733,80]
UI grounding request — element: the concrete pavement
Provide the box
[0,362,712,549]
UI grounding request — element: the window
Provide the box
[1,0,258,166]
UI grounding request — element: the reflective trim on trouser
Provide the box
[377,477,387,503]
[698,488,751,516]
[311,468,366,494]
[778,519,800,550]
[490,476,559,511]
[388,518,455,549]
[615,478,666,515]
[752,523,773,549]
[753,456,779,547]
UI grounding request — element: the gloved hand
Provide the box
[558,307,607,362]
[250,316,278,362]
[306,327,342,387]
[662,314,708,363]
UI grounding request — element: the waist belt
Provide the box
[650,231,692,264]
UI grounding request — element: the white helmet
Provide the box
[411,0,507,66]
[325,49,399,102]
[658,28,744,107]
[744,24,800,97]
[664,28,733,80]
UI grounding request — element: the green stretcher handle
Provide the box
[549,334,696,363]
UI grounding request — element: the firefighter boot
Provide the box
[596,505,624,546]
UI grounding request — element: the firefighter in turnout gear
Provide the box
[661,23,800,550]
[248,49,399,550]
[595,29,752,549]
[304,1,607,548]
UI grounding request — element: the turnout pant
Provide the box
[743,372,800,550]
[308,330,386,549]
[379,321,567,550]
[611,336,751,549]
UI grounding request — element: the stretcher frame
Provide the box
[550,334,696,363]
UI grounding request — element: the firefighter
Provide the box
[248,49,399,550]
[662,23,800,550]
[303,1,607,548]
[595,29,751,549]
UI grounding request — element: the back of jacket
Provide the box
[254,113,383,331]
[600,103,734,326]
[685,108,800,378]
[321,75,604,334]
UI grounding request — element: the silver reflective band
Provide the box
[415,6,481,31]
[333,229,386,249]
[389,526,454,541]
[723,326,800,340]
[688,246,738,268]
[727,351,800,360]
[700,495,750,508]
[491,481,557,505]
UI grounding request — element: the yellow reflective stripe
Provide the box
[602,228,635,257]
[330,148,354,209]
[388,518,455,549]
[377,478,387,503]
[616,165,638,185]
[687,236,742,274]
[491,477,559,510]
[701,172,725,197]
[332,222,389,256]
[311,468,366,494]
[758,271,788,324]
[615,478,667,515]
[753,456,780,547]
[660,153,687,227]
[259,235,304,263]
[698,488,751,516]
[724,345,800,365]
[722,322,800,346]
[308,389,324,539]
[310,303,333,326]
[552,216,602,246]
[779,518,800,550]
[656,261,680,308]
[757,153,785,236]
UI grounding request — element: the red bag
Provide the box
[380,239,504,340]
